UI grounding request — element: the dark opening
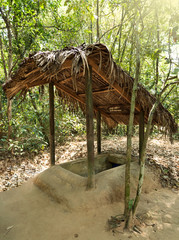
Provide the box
[60,153,125,177]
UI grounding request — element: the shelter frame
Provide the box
[3,43,177,188]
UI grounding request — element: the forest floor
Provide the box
[0,135,178,192]
[0,135,178,240]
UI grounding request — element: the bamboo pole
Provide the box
[139,111,144,165]
[49,82,55,166]
[97,111,101,154]
[85,65,95,189]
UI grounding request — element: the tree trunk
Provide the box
[0,95,2,120]
[132,10,160,215]
[132,100,159,216]
[7,99,12,140]
[139,111,144,165]
[96,0,100,43]
[0,36,7,80]
[155,7,159,96]
[129,32,134,75]
[85,65,95,189]
[90,20,93,44]
[120,24,133,63]
[49,82,55,166]
[117,6,125,60]
[97,111,101,154]
[124,20,140,229]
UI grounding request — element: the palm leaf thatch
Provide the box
[3,43,177,134]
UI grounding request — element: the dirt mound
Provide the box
[34,160,160,211]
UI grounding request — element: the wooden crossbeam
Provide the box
[110,112,129,116]
[97,103,130,109]
[110,112,139,116]
[78,87,115,96]
[54,82,118,124]
[59,72,83,84]
[24,68,40,78]
[58,76,73,84]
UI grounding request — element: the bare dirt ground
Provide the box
[0,180,179,240]
[0,136,178,240]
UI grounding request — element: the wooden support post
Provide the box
[97,111,101,154]
[49,82,55,166]
[85,65,95,189]
[139,111,144,165]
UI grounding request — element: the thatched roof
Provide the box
[3,43,177,134]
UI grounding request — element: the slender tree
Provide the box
[124,15,141,229]
[96,0,100,43]
[131,4,178,216]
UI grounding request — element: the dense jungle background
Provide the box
[0,0,178,157]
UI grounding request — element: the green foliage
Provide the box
[0,84,86,154]
[58,114,85,137]
[0,0,178,156]
[102,124,127,137]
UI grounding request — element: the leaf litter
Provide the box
[0,136,178,192]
